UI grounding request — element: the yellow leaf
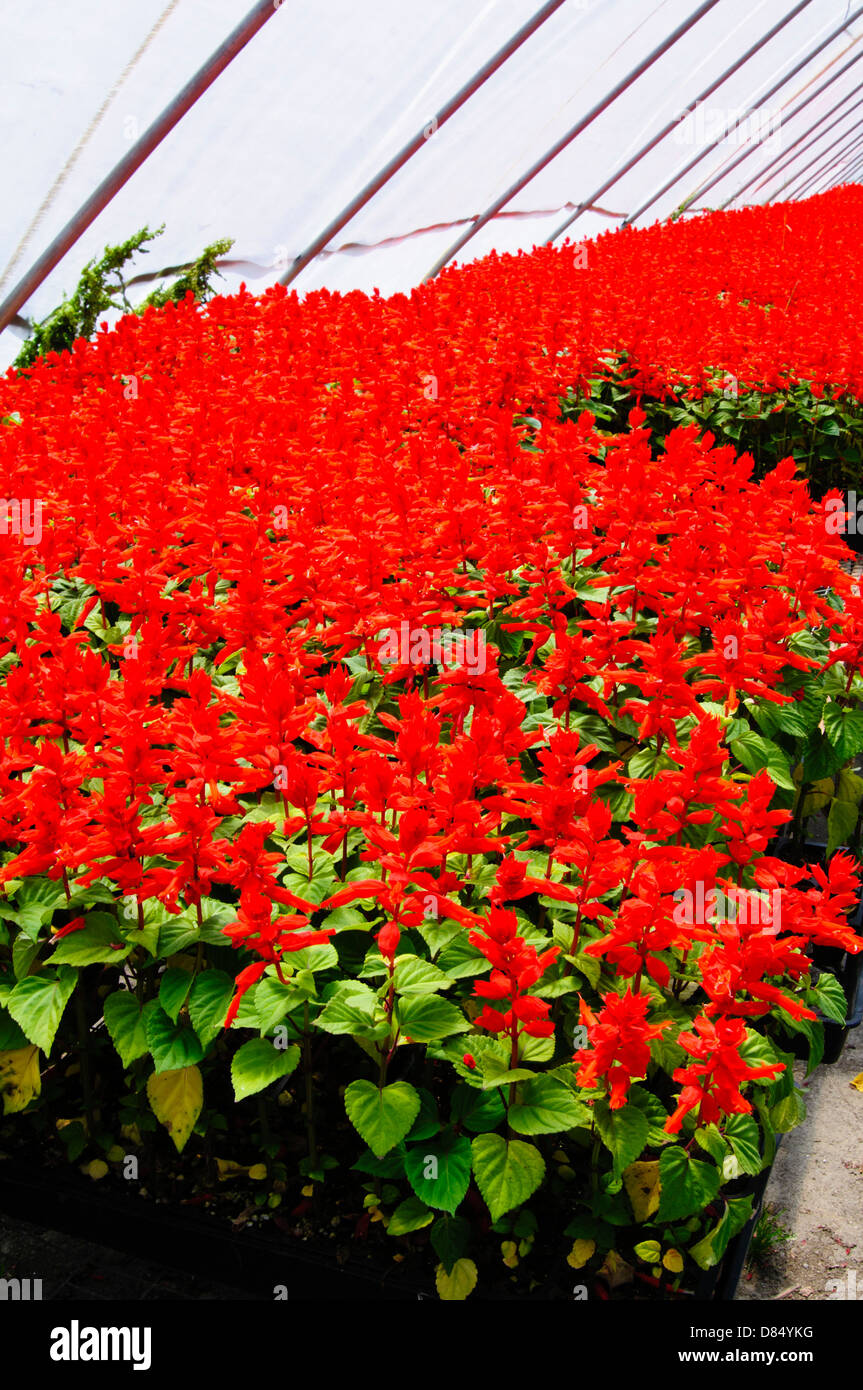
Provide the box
[501,1240,519,1268]
[216,1158,251,1180]
[146,1065,202,1153]
[663,1248,684,1273]
[623,1160,661,1222]
[598,1249,634,1289]
[107,1145,125,1163]
[120,1123,142,1147]
[634,1239,661,1263]
[567,1238,596,1269]
[851,1073,863,1093]
[248,1163,268,1181]
[0,1046,40,1114]
[56,1115,87,1133]
[85,1159,109,1180]
[301,1182,315,1196]
[435,1258,478,1301]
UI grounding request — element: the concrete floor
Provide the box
[737,1024,863,1301]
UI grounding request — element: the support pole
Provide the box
[0,0,282,336]
[546,0,813,244]
[422,0,723,279]
[279,0,569,288]
[622,4,863,227]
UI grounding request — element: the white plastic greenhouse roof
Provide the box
[3,0,863,367]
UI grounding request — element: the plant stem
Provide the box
[74,988,97,1139]
[303,1002,317,1170]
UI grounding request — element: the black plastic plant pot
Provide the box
[0,1157,429,1301]
[0,1149,774,1304]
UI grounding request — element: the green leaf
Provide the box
[827,798,859,857]
[397,994,469,1042]
[836,768,863,805]
[351,1144,407,1179]
[103,991,149,1068]
[158,968,193,1024]
[316,982,381,1036]
[689,1195,754,1270]
[470,1134,545,1222]
[392,956,451,995]
[723,1114,763,1176]
[144,1003,204,1073]
[450,1082,506,1134]
[188,970,235,1045]
[806,971,848,1025]
[284,943,338,973]
[344,1080,421,1158]
[405,1130,472,1213]
[508,1075,591,1135]
[46,912,133,966]
[593,1100,649,1178]
[694,1124,727,1167]
[430,1213,471,1274]
[156,917,202,958]
[800,729,847,782]
[436,936,488,979]
[12,936,41,980]
[628,1085,674,1146]
[3,877,69,937]
[657,1145,721,1221]
[568,950,601,990]
[417,919,462,956]
[231,1037,300,1101]
[253,976,306,1032]
[730,732,794,790]
[769,1089,806,1133]
[824,703,863,762]
[7,967,77,1053]
[477,1046,535,1089]
[406,1087,440,1142]
[387,1196,433,1237]
[0,1006,28,1051]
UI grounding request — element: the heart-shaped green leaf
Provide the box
[405,1129,472,1213]
[103,991,149,1069]
[231,1037,300,1102]
[344,1080,420,1158]
[470,1133,545,1222]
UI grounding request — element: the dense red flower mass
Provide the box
[1,186,862,1164]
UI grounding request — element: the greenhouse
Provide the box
[1,0,863,1346]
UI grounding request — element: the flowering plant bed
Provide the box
[2,190,863,1300]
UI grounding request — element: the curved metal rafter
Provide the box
[0,0,282,338]
[278,0,569,289]
[713,47,863,208]
[771,122,863,199]
[545,0,814,245]
[421,0,723,281]
[622,4,863,227]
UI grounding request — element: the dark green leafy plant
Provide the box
[14,226,234,371]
